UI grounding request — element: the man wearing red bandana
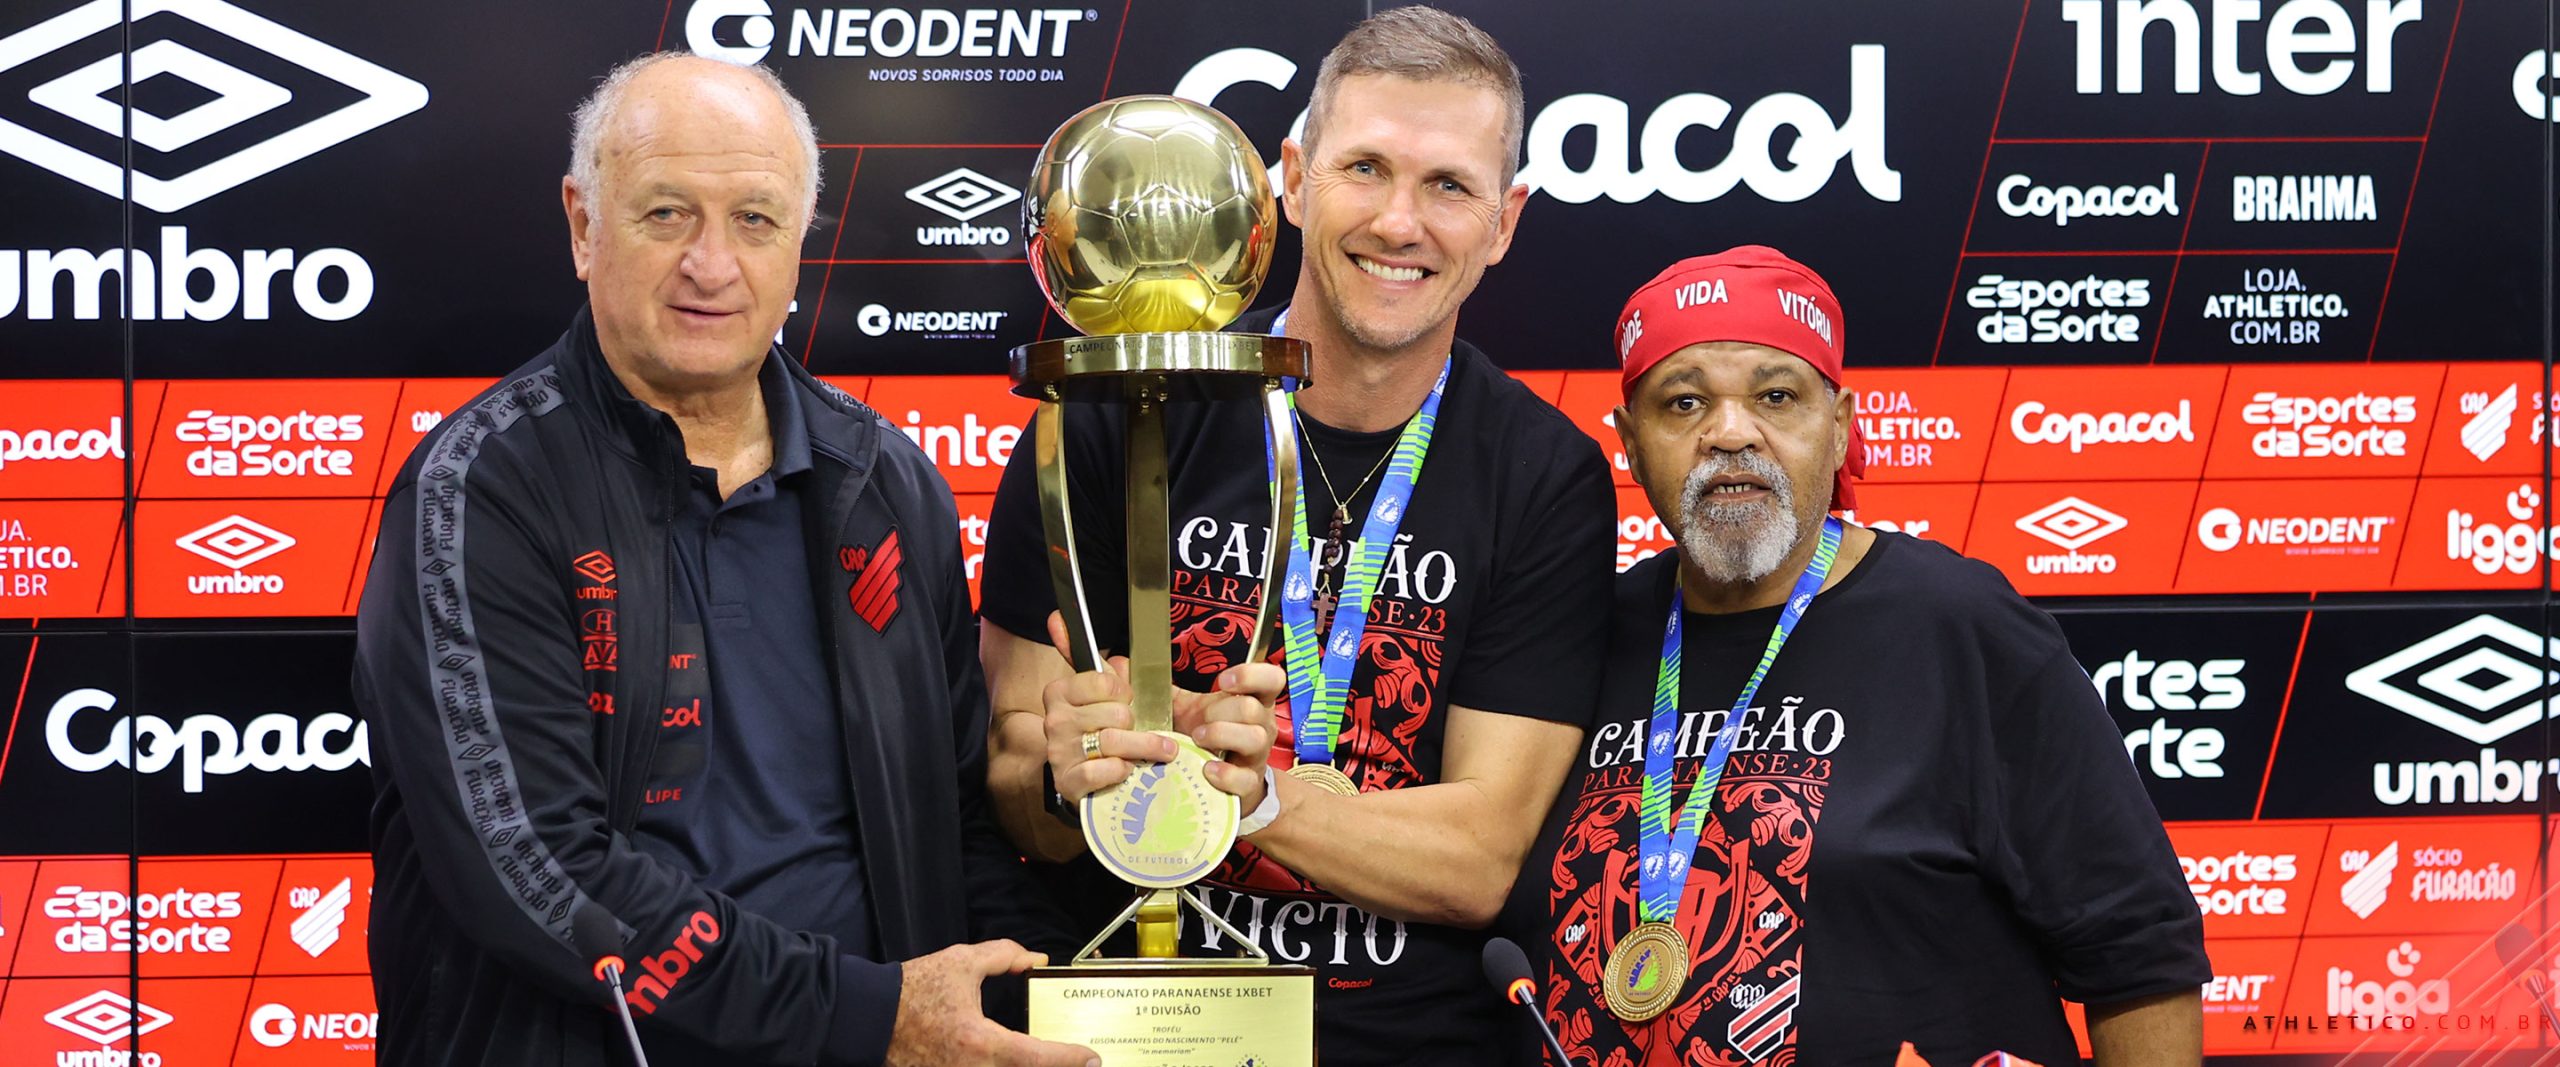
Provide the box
[1503,247,2207,1065]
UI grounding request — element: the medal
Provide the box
[1613,519,1841,1022]
[1082,731,1240,889]
[1601,921,1690,1023]
[1286,762,1359,796]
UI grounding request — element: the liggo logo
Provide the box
[0,0,426,321]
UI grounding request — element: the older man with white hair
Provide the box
[353,52,1167,1067]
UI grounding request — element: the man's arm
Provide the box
[984,623,1085,862]
[1236,707,1581,928]
[2085,989,2203,1067]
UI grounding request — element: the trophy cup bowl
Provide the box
[1012,95,1315,1067]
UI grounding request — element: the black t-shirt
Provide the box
[980,306,1616,1067]
[1502,533,2211,1066]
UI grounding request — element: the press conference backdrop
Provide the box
[0,0,2552,1061]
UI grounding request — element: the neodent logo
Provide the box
[687,1,1089,64]
[46,687,370,792]
[248,1002,377,1049]
[1173,45,1900,205]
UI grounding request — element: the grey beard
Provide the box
[1677,453,1801,586]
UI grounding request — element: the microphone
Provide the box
[2494,923,2559,1034]
[1483,936,1576,1067]
[574,904,653,1067]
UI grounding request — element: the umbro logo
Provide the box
[0,0,429,211]
[2345,614,2559,745]
[905,167,1020,223]
[175,513,294,569]
[2015,496,2127,551]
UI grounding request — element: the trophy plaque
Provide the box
[1012,95,1315,1067]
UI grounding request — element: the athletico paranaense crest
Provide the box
[840,529,903,632]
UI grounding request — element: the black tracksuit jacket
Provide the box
[353,308,1063,1066]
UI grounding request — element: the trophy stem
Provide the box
[1134,888,1180,959]
[1248,383,1296,664]
[1125,378,1174,734]
[1034,396,1103,673]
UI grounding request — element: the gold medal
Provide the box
[1601,921,1690,1023]
[1081,731,1239,889]
[1287,762,1359,795]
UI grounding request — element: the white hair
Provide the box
[568,52,823,232]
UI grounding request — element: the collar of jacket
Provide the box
[549,304,886,520]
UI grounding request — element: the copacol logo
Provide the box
[1174,43,1899,205]
[2348,614,2560,807]
[0,0,427,322]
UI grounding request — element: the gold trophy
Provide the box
[1012,96,1314,1066]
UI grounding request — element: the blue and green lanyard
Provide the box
[1635,517,1842,924]
[1264,309,1450,768]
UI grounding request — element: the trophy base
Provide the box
[1028,964,1315,1067]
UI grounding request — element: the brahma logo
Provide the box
[45,989,174,1045]
[625,911,724,1016]
[906,167,1021,246]
[0,0,425,322]
[1175,45,1899,205]
[2014,496,2125,574]
[174,513,294,593]
[47,686,370,792]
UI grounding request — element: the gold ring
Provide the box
[1080,732,1103,760]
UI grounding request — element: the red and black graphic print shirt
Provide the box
[1503,536,2211,1067]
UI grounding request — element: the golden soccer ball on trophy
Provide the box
[1024,95,1276,336]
